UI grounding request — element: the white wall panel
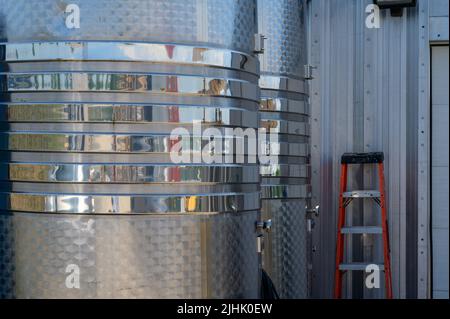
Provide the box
[431,45,449,299]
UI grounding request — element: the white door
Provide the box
[431,45,449,299]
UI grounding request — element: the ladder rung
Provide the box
[343,190,380,198]
[341,152,384,164]
[339,263,385,271]
[341,226,383,234]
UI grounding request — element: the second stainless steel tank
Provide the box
[257,0,311,299]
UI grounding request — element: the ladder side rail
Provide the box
[378,162,393,299]
[334,163,348,298]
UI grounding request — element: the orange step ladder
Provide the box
[334,152,393,299]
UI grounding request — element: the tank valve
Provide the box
[306,205,319,232]
[306,205,320,217]
[304,64,317,80]
[256,219,272,233]
[253,33,266,54]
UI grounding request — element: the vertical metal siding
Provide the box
[310,0,424,298]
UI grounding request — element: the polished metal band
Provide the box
[0,182,259,195]
[260,97,309,115]
[261,141,310,157]
[1,192,260,214]
[6,122,260,135]
[0,42,259,75]
[4,73,259,103]
[261,184,311,200]
[0,163,259,183]
[1,132,255,154]
[259,76,307,95]
[1,151,261,164]
[260,120,310,136]
[260,164,310,178]
[1,104,258,127]
[1,93,259,110]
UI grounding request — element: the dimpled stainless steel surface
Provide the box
[1,42,258,74]
[0,214,14,299]
[3,211,259,299]
[261,200,308,299]
[0,0,260,299]
[258,0,307,78]
[258,0,310,299]
[0,0,256,53]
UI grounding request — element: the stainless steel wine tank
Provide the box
[257,0,311,299]
[0,0,261,298]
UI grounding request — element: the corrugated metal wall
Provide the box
[309,0,425,299]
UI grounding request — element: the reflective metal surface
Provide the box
[0,0,257,53]
[0,212,260,299]
[258,0,310,299]
[259,76,307,94]
[3,192,260,215]
[260,163,310,178]
[1,104,258,126]
[260,92,309,114]
[1,42,258,74]
[0,132,253,153]
[1,163,259,183]
[0,0,260,299]
[5,73,259,102]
